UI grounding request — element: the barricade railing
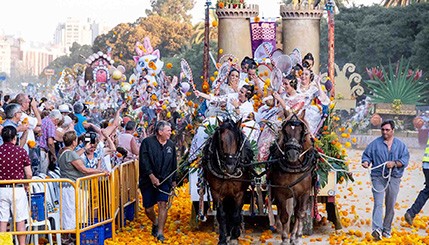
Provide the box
[75,173,114,245]
[1,159,140,245]
[119,160,139,227]
[0,178,76,244]
[111,165,122,231]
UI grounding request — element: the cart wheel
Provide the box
[326,202,342,230]
[190,201,200,230]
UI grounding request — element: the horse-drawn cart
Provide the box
[188,162,342,233]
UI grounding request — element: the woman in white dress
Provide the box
[298,68,330,135]
[189,85,257,161]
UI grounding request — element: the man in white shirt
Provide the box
[14,93,42,153]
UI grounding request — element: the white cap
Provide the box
[169,101,177,108]
[62,116,73,127]
[59,104,71,113]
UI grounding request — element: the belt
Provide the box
[0,184,24,188]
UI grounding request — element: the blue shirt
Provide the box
[423,162,429,169]
[74,113,87,137]
[362,137,410,178]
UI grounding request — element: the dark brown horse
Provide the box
[269,113,318,245]
[201,118,254,245]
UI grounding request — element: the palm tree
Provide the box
[191,9,218,45]
[381,0,428,7]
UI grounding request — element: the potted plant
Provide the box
[217,0,246,9]
[365,58,426,130]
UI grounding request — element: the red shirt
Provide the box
[0,142,31,180]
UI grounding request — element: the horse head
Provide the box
[279,113,308,164]
[212,118,245,175]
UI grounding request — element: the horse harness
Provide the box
[203,131,249,180]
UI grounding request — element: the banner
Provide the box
[249,19,277,58]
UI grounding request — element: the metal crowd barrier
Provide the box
[0,159,139,245]
[119,160,139,228]
[0,178,76,245]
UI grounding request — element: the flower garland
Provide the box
[315,102,355,188]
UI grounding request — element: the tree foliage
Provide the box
[382,0,428,7]
[163,41,218,90]
[145,0,195,23]
[46,42,93,78]
[92,15,193,75]
[320,3,429,77]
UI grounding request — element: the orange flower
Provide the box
[148,61,157,70]
[22,117,29,125]
[202,81,210,93]
[186,91,192,97]
[255,16,260,23]
[27,140,36,149]
[0,116,3,124]
[116,153,123,158]
[218,49,223,54]
[212,20,218,27]
[218,2,224,8]
[151,94,158,101]
[186,124,193,130]
[133,132,138,137]
[166,63,173,69]
[210,76,215,82]
[187,101,194,107]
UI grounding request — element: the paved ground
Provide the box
[259,147,429,244]
[110,146,429,244]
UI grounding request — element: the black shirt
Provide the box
[139,135,177,188]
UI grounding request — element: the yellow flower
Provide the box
[264,78,271,86]
[348,128,352,133]
[351,137,357,144]
[344,142,352,148]
[166,112,171,118]
[162,104,167,110]
[214,71,219,76]
[152,81,158,87]
[22,117,29,125]
[341,133,348,138]
[255,16,260,22]
[329,103,335,110]
[210,76,215,82]
[219,49,223,54]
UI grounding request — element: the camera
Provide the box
[85,132,97,144]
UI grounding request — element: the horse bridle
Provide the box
[211,126,245,179]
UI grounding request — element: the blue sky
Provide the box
[0,0,376,43]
